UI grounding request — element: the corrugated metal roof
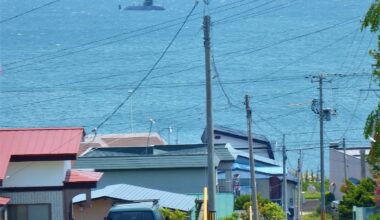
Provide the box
[72,184,195,211]
[77,144,233,170]
[75,154,220,170]
[82,143,234,161]
[64,170,103,183]
[0,127,84,182]
[0,197,10,205]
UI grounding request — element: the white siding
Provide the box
[3,161,69,187]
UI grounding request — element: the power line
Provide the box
[0,0,60,24]
[219,16,360,58]
[93,1,199,132]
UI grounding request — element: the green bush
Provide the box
[219,212,240,220]
[159,208,187,220]
[369,213,380,220]
[234,194,250,210]
[339,178,376,220]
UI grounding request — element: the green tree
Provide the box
[362,0,380,207]
[338,178,376,219]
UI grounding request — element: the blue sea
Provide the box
[0,0,378,172]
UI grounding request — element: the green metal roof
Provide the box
[75,154,221,170]
[76,143,234,170]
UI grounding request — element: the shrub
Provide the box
[338,178,376,219]
[159,208,187,220]
[234,194,250,210]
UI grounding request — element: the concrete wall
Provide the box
[3,161,70,187]
[329,149,372,200]
[97,168,208,194]
[214,135,270,158]
[73,199,112,220]
[0,191,64,220]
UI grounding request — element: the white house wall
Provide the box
[3,161,70,187]
[214,135,270,158]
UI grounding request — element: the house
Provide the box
[218,147,298,210]
[329,146,372,200]
[75,143,297,208]
[0,127,103,220]
[75,144,231,194]
[201,125,275,159]
[71,184,196,220]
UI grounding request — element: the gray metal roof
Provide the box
[75,154,220,170]
[72,184,195,211]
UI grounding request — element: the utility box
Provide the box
[352,206,379,220]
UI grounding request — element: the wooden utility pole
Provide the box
[282,134,288,216]
[297,150,303,220]
[311,74,327,220]
[203,15,216,220]
[343,138,347,180]
[245,95,259,220]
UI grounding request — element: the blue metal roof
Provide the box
[228,147,281,167]
[72,184,195,212]
[231,163,284,175]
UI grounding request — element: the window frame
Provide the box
[7,203,51,220]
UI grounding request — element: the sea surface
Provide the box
[0,0,378,172]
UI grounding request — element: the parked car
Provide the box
[105,202,164,220]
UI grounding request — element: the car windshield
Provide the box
[108,211,155,220]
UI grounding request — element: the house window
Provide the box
[8,204,50,220]
[215,135,221,139]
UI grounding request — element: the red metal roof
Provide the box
[0,197,10,205]
[0,127,84,182]
[64,169,103,183]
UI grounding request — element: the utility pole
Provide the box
[282,134,288,216]
[343,138,347,180]
[245,95,259,220]
[297,150,303,220]
[203,15,216,220]
[360,149,366,179]
[311,73,326,220]
[282,134,288,217]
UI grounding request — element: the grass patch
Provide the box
[302,212,332,220]
[304,192,321,200]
